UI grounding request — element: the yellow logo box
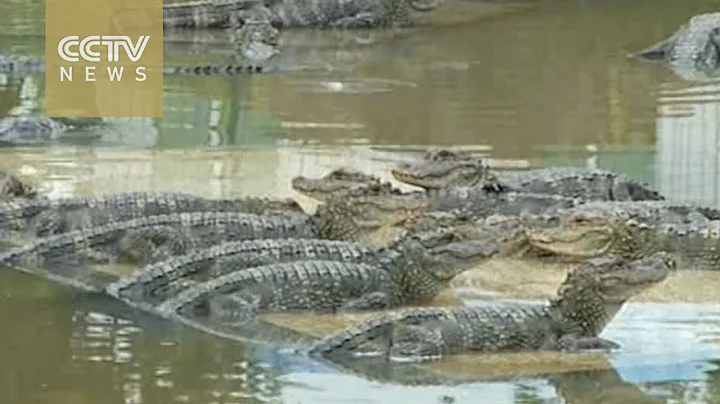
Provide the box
[45,0,163,117]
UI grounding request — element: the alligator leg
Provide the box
[208,291,263,325]
[29,208,70,237]
[389,323,445,362]
[116,226,196,265]
[338,291,392,312]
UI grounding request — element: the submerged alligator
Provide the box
[309,252,673,362]
[391,149,665,201]
[630,13,720,81]
[163,0,441,29]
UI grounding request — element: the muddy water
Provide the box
[3,0,720,402]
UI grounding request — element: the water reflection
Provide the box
[655,80,720,207]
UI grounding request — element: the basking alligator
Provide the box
[0,190,304,242]
[109,215,528,305]
[391,149,665,201]
[529,214,720,270]
[309,252,673,362]
[629,13,720,81]
[164,0,440,29]
[163,0,256,29]
[0,170,36,201]
[292,166,588,223]
[0,211,321,268]
[153,220,519,322]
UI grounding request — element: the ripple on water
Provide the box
[289,78,419,95]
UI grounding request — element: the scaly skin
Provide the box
[0,211,320,270]
[391,148,665,201]
[308,252,674,362]
[529,216,720,270]
[156,260,396,320]
[337,187,586,222]
[630,13,720,81]
[392,149,493,189]
[152,219,524,322]
[0,200,395,287]
[163,0,254,29]
[107,216,528,305]
[234,0,441,29]
[0,170,36,201]
[0,191,304,240]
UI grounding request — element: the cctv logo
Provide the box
[55,35,151,82]
[58,35,150,63]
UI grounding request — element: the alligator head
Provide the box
[528,216,655,260]
[312,192,428,244]
[550,252,673,336]
[398,214,531,282]
[392,149,494,189]
[291,167,386,201]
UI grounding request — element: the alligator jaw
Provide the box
[528,226,615,258]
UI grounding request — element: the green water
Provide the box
[1,0,720,402]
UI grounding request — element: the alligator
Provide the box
[629,13,720,81]
[391,149,665,201]
[152,220,508,323]
[169,0,442,30]
[0,170,37,201]
[292,166,588,223]
[0,194,414,268]
[163,0,257,29]
[0,190,304,242]
[308,252,674,362]
[0,210,322,269]
[107,215,528,305]
[528,215,720,270]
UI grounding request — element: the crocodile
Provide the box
[0,190,304,242]
[308,252,674,362]
[528,215,720,270]
[153,220,511,323]
[629,13,720,81]
[0,170,37,201]
[391,148,665,201]
[108,215,528,305]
